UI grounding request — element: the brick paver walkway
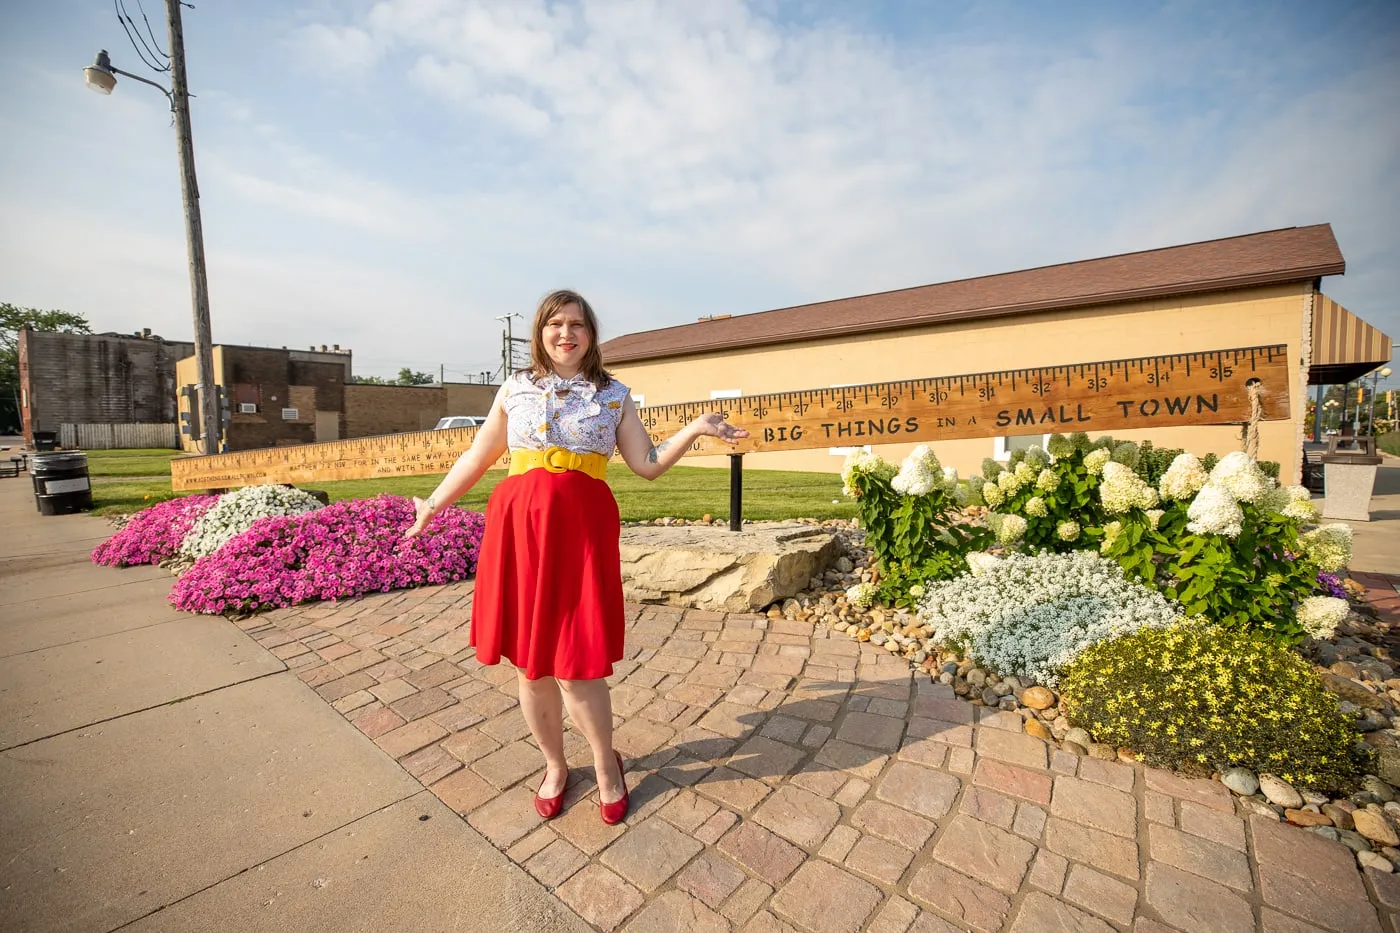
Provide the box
[237,584,1398,932]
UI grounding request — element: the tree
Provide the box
[396,368,435,386]
[0,303,92,434]
[351,375,388,385]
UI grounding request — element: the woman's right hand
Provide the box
[405,496,436,538]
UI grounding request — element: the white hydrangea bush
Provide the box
[918,551,1183,686]
[180,484,324,560]
[1299,524,1353,573]
[1297,595,1349,640]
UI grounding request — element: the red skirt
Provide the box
[470,468,625,680]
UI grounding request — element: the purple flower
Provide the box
[1316,571,1347,600]
[168,495,486,615]
[91,495,220,567]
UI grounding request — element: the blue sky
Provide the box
[1,0,1396,386]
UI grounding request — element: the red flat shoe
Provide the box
[534,769,567,820]
[599,750,630,825]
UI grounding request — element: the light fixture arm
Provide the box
[109,64,175,108]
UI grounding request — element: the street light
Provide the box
[81,4,221,459]
[1369,366,1394,436]
[1324,398,1340,433]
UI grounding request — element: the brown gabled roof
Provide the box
[600,224,1345,364]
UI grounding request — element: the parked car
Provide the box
[432,416,487,430]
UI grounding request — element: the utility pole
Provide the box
[496,313,521,378]
[167,0,220,455]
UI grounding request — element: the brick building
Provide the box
[176,345,353,451]
[175,342,498,452]
[18,328,193,445]
[342,382,496,438]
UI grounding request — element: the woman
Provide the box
[405,289,747,824]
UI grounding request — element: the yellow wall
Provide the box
[610,284,1312,482]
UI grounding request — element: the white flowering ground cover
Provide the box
[179,484,324,560]
[917,551,1183,686]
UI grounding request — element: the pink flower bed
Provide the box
[169,495,486,614]
[91,495,220,567]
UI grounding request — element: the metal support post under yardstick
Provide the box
[729,454,743,532]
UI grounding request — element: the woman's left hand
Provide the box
[691,413,750,446]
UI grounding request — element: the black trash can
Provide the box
[30,451,93,515]
[32,431,58,451]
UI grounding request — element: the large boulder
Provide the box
[620,523,839,612]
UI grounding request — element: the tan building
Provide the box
[600,225,1394,483]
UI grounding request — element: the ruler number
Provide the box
[1146,372,1170,385]
[835,397,853,412]
[977,385,995,400]
[1086,376,1108,391]
[1030,382,1051,396]
[793,401,809,415]
[1210,364,1233,380]
[881,395,899,409]
[928,389,948,403]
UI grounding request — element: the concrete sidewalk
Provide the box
[0,479,587,933]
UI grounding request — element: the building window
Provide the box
[282,408,299,421]
[994,433,1051,461]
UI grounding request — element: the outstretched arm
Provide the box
[615,396,748,481]
[405,387,509,537]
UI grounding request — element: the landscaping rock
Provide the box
[1359,851,1394,872]
[1240,798,1280,821]
[1354,809,1400,847]
[1285,809,1333,828]
[1062,741,1088,757]
[1064,727,1092,748]
[1020,686,1055,710]
[1088,743,1117,761]
[620,523,839,611]
[1259,774,1304,809]
[1323,804,1356,831]
[1322,673,1389,710]
[1339,829,1376,854]
[1221,767,1259,797]
[1024,719,1052,741]
[1363,776,1398,803]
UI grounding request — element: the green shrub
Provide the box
[842,449,991,608]
[1379,432,1400,457]
[1061,622,1367,791]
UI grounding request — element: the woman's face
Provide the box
[542,301,591,374]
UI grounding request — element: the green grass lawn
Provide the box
[84,448,181,477]
[90,464,859,522]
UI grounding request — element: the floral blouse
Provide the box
[501,371,631,456]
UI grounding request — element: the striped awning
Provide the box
[1310,294,1393,384]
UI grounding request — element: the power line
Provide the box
[132,0,170,59]
[115,0,169,73]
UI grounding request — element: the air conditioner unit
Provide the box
[239,403,258,414]
[282,408,299,420]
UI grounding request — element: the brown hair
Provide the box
[528,289,612,387]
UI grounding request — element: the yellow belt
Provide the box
[509,447,609,481]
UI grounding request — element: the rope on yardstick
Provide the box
[1241,380,1263,459]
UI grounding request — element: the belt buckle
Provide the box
[543,447,576,473]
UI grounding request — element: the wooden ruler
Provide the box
[170,345,1290,491]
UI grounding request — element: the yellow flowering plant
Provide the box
[1061,621,1367,791]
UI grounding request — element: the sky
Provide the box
[0,0,1397,386]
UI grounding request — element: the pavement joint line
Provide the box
[0,666,289,754]
[0,575,176,605]
[0,616,186,661]
[104,788,425,932]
